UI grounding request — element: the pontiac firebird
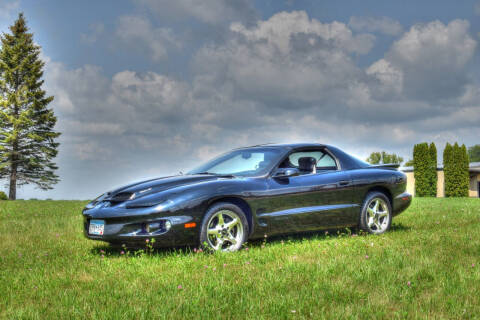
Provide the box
[83,143,412,251]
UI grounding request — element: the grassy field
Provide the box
[1,198,480,319]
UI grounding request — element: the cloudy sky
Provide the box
[1,0,480,199]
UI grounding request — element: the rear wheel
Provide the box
[200,202,249,252]
[359,192,392,234]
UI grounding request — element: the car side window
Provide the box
[285,150,337,171]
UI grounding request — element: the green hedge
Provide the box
[443,142,469,197]
[413,142,437,197]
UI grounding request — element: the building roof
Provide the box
[401,162,480,173]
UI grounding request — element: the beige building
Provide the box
[401,162,480,197]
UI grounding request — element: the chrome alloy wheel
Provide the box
[206,210,244,251]
[366,198,390,233]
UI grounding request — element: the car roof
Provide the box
[235,143,328,150]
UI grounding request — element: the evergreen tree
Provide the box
[444,143,469,197]
[443,143,453,197]
[428,142,437,197]
[460,144,469,197]
[413,143,430,196]
[453,143,461,196]
[0,13,60,200]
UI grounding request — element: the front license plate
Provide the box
[89,220,105,235]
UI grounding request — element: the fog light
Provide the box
[165,220,172,231]
[146,222,161,233]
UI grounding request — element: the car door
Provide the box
[256,149,357,235]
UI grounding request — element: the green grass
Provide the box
[1,198,480,319]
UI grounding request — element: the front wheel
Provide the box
[359,192,392,234]
[200,202,249,252]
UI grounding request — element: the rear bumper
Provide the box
[392,192,412,216]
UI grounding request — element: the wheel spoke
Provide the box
[367,217,375,228]
[378,211,388,218]
[373,200,379,213]
[224,218,238,231]
[227,232,237,245]
[217,213,225,226]
[208,228,219,236]
[367,207,375,217]
[214,238,224,251]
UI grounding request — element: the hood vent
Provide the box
[108,192,135,204]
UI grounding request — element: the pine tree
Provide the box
[0,13,60,200]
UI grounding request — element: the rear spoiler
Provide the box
[366,163,400,170]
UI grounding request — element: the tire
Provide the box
[199,202,249,252]
[359,192,392,234]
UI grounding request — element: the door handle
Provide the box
[339,180,350,186]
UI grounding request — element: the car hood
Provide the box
[103,174,224,203]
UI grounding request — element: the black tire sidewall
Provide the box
[359,192,392,234]
[199,202,249,251]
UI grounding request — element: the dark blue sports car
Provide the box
[83,143,411,251]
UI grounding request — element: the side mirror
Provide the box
[273,168,300,178]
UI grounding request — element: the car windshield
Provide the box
[188,148,284,177]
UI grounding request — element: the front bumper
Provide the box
[392,192,412,216]
[83,214,199,247]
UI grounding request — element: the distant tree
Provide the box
[366,151,382,164]
[0,14,60,200]
[468,144,480,162]
[404,159,414,167]
[366,151,403,165]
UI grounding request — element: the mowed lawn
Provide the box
[1,198,480,319]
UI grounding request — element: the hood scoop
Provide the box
[107,192,135,204]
